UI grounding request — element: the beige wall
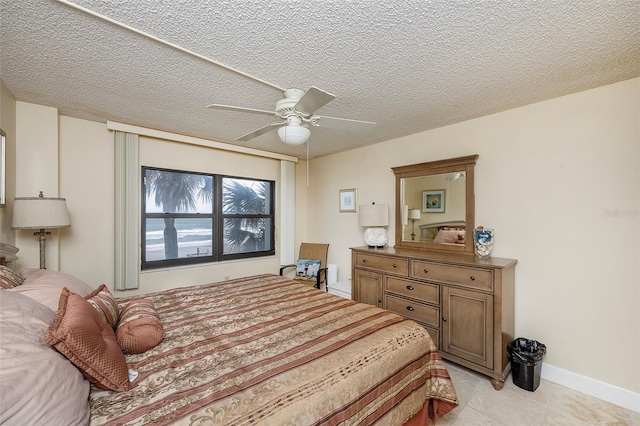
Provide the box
[59,116,115,285]
[0,81,17,244]
[308,78,640,393]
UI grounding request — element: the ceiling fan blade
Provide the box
[207,104,276,117]
[294,86,336,115]
[313,116,376,133]
[235,121,285,141]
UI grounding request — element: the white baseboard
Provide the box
[541,362,640,413]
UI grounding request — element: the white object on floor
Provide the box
[328,281,351,299]
[327,264,338,285]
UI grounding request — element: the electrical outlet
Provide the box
[224,275,230,280]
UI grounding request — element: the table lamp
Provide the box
[409,209,421,240]
[359,202,389,248]
[12,191,70,269]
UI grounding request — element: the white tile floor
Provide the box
[439,362,640,425]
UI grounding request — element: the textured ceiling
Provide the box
[1,1,639,159]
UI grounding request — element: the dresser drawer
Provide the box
[385,277,439,305]
[355,253,408,276]
[384,294,439,328]
[412,260,493,291]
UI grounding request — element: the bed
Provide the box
[1,268,458,425]
[419,221,466,245]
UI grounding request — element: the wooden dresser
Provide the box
[351,246,517,390]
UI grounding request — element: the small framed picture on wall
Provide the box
[339,188,357,212]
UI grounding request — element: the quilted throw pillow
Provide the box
[85,284,119,329]
[295,259,321,278]
[116,298,164,354]
[0,265,23,289]
[44,288,134,392]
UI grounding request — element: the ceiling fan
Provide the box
[207,87,376,146]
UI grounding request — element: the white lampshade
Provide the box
[12,195,71,230]
[278,125,310,146]
[12,192,71,269]
[408,209,421,220]
[359,203,389,227]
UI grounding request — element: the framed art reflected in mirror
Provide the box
[422,189,445,213]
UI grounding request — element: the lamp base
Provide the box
[364,227,388,248]
[34,229,51,269]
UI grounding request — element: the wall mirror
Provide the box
[392,155,478,254]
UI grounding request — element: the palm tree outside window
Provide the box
[142,167,275,270]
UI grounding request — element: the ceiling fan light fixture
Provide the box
[278,125,310,146]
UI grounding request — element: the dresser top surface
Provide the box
[351,246,517,268]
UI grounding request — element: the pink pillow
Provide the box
[0,265,23,289]
[44,288,134,392]
[433,229,465,244]
[9,268,94,311]
[86,284,119,329]
[0,291,90,425]
[116,298,164,354]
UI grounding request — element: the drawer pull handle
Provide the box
[406,285,414,291]
[393,264,397,268]
[470,276,475,281]
[423,269,428,273]
[406,306,414,312]
[362,259,367,263]
[442,317,447,322]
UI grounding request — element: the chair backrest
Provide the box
[298,243,329,269]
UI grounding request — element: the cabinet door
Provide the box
[353,268,383,307]
[442,286,493,369]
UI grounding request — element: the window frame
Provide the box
[141,166,275,270]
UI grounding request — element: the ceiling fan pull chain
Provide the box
[306,138,310,187]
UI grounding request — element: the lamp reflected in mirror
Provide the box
[408,209,421,240]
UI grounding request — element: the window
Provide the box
[142,167,275,269]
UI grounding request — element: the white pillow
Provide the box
[9,268,94,311]
[0,291,90,425]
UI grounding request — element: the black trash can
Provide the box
[507,338,546,392]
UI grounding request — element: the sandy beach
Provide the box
[146,244,212,262]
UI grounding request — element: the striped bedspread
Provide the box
[90,274,458,425]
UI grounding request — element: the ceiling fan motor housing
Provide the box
[276,89,306,116]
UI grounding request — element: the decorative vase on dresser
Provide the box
[351,246,517,390]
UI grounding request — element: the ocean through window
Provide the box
[142,167,275,269]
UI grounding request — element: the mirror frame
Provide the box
[392,154,478,254]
